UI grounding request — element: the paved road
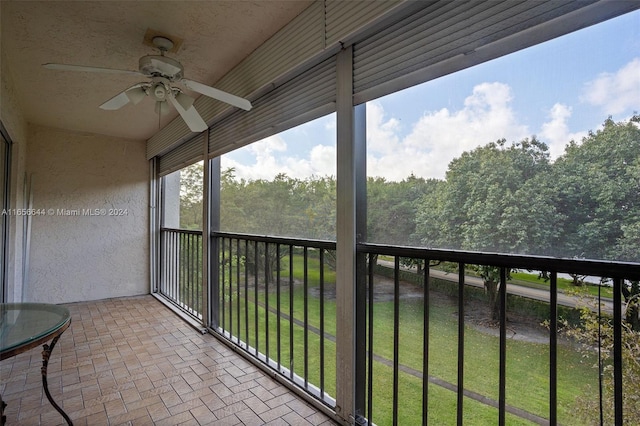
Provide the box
[377,260,615,315]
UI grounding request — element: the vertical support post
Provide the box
[499,267,507,426]
[149,158,160,294]
[422,261,430,426]
[276,243,282,370]
[392,257,400,426]
[354,102,367,422]
[209,156,221,329]
[613,277,623,425]
[335,44,367,424]
[367,256,374,424]
[457,263,465,426]
[304,247,309,388]
[201,133,211,327]
[549,272,558,425]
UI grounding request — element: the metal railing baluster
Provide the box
[236,238,241,344]
[550,271,558,425]
[319,248,325,398]
[265,243,270,361]
[457,263,465,426]
[499,267,507,426]
[276,243,282,371]
[393,256,400,426]
[289,244,294,380]
[304,246,309,389]
[422,260,430,426]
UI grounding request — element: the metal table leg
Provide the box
[1,393,6,426]
[41,336,73,425]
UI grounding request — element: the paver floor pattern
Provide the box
[0,295,336,425]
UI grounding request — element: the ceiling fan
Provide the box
[43,36,252,133]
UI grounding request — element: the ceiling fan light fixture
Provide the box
[153,84,167,100]
[125,87,147,105]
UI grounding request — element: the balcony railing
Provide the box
[205,231,640,425]
[211,231,337,408]
[358,243,640,426]
[159,228,203,320]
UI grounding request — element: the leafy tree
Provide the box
[298,175,337,240]
[415,138,552,318]
[469,265,512,321]
[368,174,440,246]
[415,138,553,253]
[179,161,204,230]
[220,169,336,240]
[551,116,640,262]
[220,167,248,231]
[219,169,337,279]
[560,299,640,423]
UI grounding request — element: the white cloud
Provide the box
[367,82,530,180]
[308,144,337,176]
[366,102,401,154]
[538,103,587,159]
[221,135,335,181]
[226,78,621,182]
[582,58,640,115]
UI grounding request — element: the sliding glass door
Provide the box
[1,123,11,303]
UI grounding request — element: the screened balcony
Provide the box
[156,228,640,425]
[2,1,639,426]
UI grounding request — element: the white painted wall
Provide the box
[25,125,149,303]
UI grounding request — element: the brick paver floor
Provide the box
[0,295,337,425]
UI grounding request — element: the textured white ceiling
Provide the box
[1,0,313,141]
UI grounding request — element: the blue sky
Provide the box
[223,10,640,181]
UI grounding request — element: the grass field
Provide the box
[377,255,615,299]
[509,271,614,299]
[217,253,599,425]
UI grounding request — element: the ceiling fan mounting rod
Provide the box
[152,36,174,55]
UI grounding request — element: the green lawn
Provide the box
[509,271,614,299]
[378,255,615,299]
[218,253,598,425]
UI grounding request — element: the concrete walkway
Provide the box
[377,260,616,315]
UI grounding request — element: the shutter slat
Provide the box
[353,0,600,100]
[158,133,205,176]
[208,56,336,157]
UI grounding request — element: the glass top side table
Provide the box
[0,303,73,425]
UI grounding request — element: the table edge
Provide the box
[0,317,71,361]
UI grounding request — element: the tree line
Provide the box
[178,116,639,321]
[218,116,639,322]
[214,116,639,263]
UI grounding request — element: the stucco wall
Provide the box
[1,44,29,302]
[26,125,148,303]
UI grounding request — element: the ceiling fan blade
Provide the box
[99,83,147,110]
[167,92,208,132]
[99,91,131,110]
[181,78,252,111]
[125,86,147,105]
[43,63,141,76]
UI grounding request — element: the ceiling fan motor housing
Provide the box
[139,55,184,81]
